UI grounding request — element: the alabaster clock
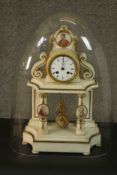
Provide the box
[23,25,101,155]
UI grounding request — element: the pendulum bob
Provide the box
[55,99,69,128]
[56,113,69,128]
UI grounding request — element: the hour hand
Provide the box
[53,71,59,74]
[61,57,65,70]
[67,71,73,75]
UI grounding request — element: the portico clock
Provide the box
[23,25,101,155]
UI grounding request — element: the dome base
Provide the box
[22,122,101,155]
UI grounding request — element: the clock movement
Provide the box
[22,25,101,155]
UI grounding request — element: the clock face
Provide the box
[50,55,77,82]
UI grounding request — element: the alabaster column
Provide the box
[76,94,86,135]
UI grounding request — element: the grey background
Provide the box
[0,0,116,122]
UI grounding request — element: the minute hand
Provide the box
[61,57,65,70]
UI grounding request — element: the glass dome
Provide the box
[11,13,112,157]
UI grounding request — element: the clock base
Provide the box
[23,122,101,155]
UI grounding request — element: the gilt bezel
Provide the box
[46,49,79,83]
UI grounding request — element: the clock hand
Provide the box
[67,71,73,74]
[61,57,65,70]
[63,57,65,64]
[53,71,59,74]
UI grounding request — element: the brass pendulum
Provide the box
[55,97,69,128]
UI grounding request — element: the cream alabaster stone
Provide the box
[27,77,98,94]
[23,79,100,154]
[22,25,101,155]
[23,123,101,155]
